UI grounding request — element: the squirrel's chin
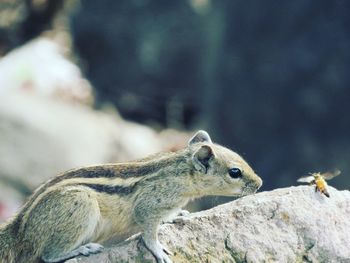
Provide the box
[241,187,258,197]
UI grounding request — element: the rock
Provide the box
[0,91,163,191]
[0,37,94,105]
[66,186,350,263]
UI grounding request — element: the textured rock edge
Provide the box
[66,186,350,263]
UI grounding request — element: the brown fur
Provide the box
[0,130,262,263]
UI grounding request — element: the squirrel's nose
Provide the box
[246,176,262,192]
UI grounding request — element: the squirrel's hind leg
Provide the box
[22,187,102,262]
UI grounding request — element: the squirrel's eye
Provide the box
[229,168,242,179]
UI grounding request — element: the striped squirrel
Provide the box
[0,130,262,263]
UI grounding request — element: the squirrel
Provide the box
[0,130,262,263]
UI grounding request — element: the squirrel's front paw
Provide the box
[177,209,190,217]
[162,210,191,225]
[142,238,173,263]
[172,209,191,225]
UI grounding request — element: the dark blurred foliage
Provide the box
[71,0,350,191]
[71,0,205,128]
[1,0,348,192]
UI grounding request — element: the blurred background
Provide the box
[0,0,349,222]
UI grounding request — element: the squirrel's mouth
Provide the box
[241,184,259,196]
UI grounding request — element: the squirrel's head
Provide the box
[188,130,262,197]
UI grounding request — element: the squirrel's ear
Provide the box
[188,130,212,146]
[192,145,215,173]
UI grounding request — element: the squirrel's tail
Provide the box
[0,222,17,263]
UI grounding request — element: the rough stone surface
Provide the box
[0,37,94,105]
[0,92,164,190]
[66,186,350,263]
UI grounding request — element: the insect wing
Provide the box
[297,176,314,183]
[322,169,341,180]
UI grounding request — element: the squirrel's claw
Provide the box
[172,210,191,225]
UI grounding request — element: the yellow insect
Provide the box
[297,169,341,198]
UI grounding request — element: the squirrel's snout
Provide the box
[247,176,263,192]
